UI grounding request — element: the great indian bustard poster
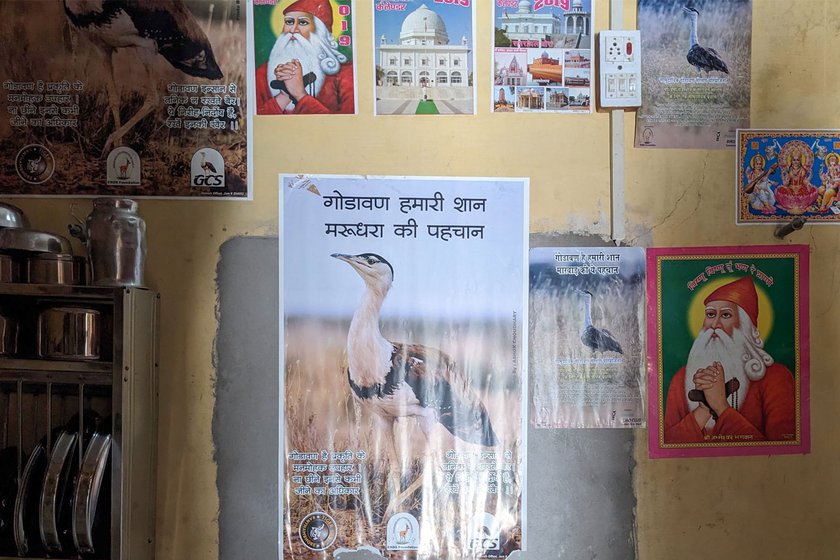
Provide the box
[529,247,646,429]
[280,174,528,559]
[0,0,251,198]
[634,0,752,149]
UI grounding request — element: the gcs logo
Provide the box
[191,148,225,188]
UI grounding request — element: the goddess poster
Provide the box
[252,0,356,115]
[737,130,840,223]
[280,175,527,558]
[634,0,751,149]
[493,0,594,114]
[374,1,475,116]
[529,247,645,429]
[647,246,810,459]
[0,0,250,197]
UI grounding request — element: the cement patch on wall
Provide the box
[215,234,636,559]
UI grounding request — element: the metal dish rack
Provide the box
[0,285,158,560]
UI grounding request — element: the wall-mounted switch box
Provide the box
[599,30,642,108]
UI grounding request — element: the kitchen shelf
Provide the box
[0,285,158,560]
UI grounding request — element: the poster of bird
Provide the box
[529,247,646,429]
[634,0,752,149]
[281,174,527,559]
[0,0,250,198]
[647,245,810,458]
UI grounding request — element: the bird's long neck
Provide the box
[582,296,592,328]
[688,15,699,47]
[347,283,393,387]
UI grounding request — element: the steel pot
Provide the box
[0,313,18,355]
[0,254,20,283]
[37,307,100,360]
[25,254,75,285]
[0,203,28,229]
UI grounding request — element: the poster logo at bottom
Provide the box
[15,144,55,184]
[190,147,225,188]
[467,512,501,553]
[298,511,337,551]
[386,512,420,550]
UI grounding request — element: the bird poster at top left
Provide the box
[634,0,752,149]
[253,0,355,115]
[0,0,251,198]
[280,174,527,559]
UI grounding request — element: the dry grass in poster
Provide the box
[0,1,246,196]
[283,318,523,559]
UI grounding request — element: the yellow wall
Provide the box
[5,0,838,558]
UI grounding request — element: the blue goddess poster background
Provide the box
[737,129,840,223]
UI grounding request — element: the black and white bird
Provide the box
[682,6,728,74]
[63,0,223,155]
[332,252,498,514]
[573,289,623,354]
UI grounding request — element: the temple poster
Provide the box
[634,0,751,149]
[253,0,356,115]
[647,245,810,459]
[0,0,250,198]
[530,247,645,429]
[737,129,840,223]
[374,2,475,115]
[280,175,527,558]
[493,0,594,113]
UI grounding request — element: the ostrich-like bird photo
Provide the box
[682,5,728,74]
[63,0,224,155]
[573,289,623,354]
[332,252,498,516]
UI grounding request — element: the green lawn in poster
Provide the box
[658,254,798,399]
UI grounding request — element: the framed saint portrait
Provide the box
[647,245,810,458]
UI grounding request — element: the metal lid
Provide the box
[0,203,29,229]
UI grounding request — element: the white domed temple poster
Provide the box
[375,2,476,115]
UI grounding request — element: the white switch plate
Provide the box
[599,30,642,108]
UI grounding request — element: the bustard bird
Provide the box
[682,6,728,74]
[332,252,498,515]
[573,289,623,354]
[63,0,223,155]
[199,151,217,175]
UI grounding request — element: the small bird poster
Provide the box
[280,174,528,558]
[529,247,646,429]
[737,129,840,223]
[374,1,475,115]
[252,0,356,115]
[0,0,250,198]
[647,245,810,459]
[492,0,594,114]
[634,0,752,149]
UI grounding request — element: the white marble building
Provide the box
[499,0,590,46]
[379,4,471,89]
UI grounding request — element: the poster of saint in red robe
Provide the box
[647,245,810,459]
[253,0,356,115]
[0,0,250,197]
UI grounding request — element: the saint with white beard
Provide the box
[664,276,795,444]
[255,0,355,115]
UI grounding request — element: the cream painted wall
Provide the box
[3,0,837,558]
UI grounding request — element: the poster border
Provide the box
[277,173,530,558]
[646,244,811,459]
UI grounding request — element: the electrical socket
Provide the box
[599,30,642,108]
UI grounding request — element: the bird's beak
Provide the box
[331,253,353,264]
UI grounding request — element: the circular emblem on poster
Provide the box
[298,511,337,551]
[15,144,55,184]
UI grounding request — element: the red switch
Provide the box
[626,41,633,55]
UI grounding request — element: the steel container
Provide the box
[25,254,75,285]
[0,313,18,355]
[86,198,146,287]
[0,254,21,282]
[37,307,100,360]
